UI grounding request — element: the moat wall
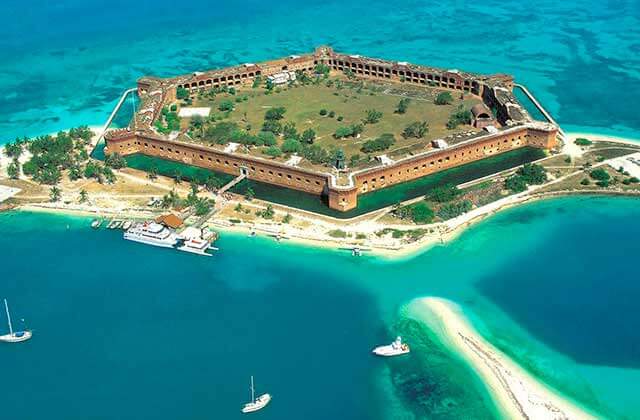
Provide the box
[105,125,555,212]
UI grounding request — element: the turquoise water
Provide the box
[2,1,640,142]
[2,196,640,418]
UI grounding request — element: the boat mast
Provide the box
[4,299,13,336]
[250,376,255,403]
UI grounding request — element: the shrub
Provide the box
[574,138,592,146]
[319,109,328,116]
[218,100,234,111]
[282,138,302,153]
[580,178,590,185]
[170,104,178,112]
[328,111,335,118]
[410,202,434,223]
[261,120,282,135]
[435,92,453,105]
[363,109,383,124]
[301,129,316,144]
[427,184,459,203]
[335,126,354,139]
[265,107,286,120]
[447,107,472,129]
[437,200,472,220]
[327,229,347,238]
[337,116,344,121]
[396,98,410,114]
[263,146,282,158]
[505,175,527,192]
[361,133,395,153]
[517,163,547,184]
[589,168,610,181]
[402,121,429,139]
[257,131,277,146]
[176,87,189,100]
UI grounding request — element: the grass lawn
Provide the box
[182,77,482,169]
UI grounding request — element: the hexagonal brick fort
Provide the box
[104,46,558,212]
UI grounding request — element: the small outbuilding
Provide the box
[471,103,495,129]
[156,213,184,229]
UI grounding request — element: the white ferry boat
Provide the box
[123,222,178,248]
[372,336,410,357]
[177,237,212,256]
[241,376,271,414]
[0,299,32,343]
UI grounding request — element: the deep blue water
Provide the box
[2,0,640,141]
[477,199,640,368]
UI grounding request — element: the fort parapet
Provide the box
[106,46,558,212]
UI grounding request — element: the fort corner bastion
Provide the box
[104,46,558,212]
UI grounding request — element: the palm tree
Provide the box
[79,189,88,203]
[50,186,61,202]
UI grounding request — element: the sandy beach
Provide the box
[2,129,640,260]
[409,297,596,419]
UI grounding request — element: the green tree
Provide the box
[402,121,429,139]
[301,128,316,144]
[505,175,527,192]
[261,120,282,135]
[263,146,282,158]
[265,106,286,121]
[246,187,255,201]
[574,138,592,146]
[218,100,234,112]
[314,63,331,77]
[105,153,126,169]
[49,186,61,202]
[435,91,453,105]
[590,168,610,182]
[7,161,19,179]
[334,126,354,139]
[410,202,434,224]
[176,87,190,100]
[396,98,410,114]
[282,121,299,140]
[363,109,383,124]
[447,106,472,129]
[282,213,292,224]
[361,134,395,153]
[282,138,302,153]
[427,184,459,203]
[79,189,88,203]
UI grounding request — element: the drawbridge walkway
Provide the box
[91,87,137,151]
[514,83,565,139]
[217,173,246,195]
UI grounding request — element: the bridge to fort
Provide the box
[217,173,247,194]
[92,87,137,151]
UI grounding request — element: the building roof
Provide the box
[471,103,492,118]
[155,213,184,229]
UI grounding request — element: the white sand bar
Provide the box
[409,297,596,420]
[0,185,21,202]
[178,107,210,118]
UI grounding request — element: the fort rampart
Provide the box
[106,46,558,212]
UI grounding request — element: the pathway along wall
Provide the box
[105,125,556,212]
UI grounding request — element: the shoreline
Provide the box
[409,297,597,419]
[2,130,639,260]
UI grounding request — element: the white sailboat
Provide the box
[0,299,32,343]
[241,376,271,414]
